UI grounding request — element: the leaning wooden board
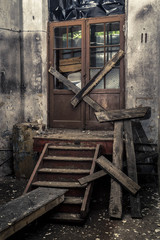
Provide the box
[95,107,151,122]
[0,187,67,240]
[96,156,141,195]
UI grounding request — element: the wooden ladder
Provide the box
[24,143,101,222]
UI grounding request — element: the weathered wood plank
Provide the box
[59,56,81,72]
[109,121,123,219]
[0,188,67,240]
[96,156,141,195]
[60,57,81,66]
[78,170,107,185]
[124,120,142,218]
[50,213,83,223]
[80,145,101,218]
[95,107,151,122]
[32,181,86,188]
[59,64,81,73]
[71,49,124,107]
[49,67,105,112]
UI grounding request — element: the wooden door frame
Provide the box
[48,15,125,129]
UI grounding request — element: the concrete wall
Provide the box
[0,0,48,177]
[125,0,159,143]
[0,0,22,176]
[21,0,48,124]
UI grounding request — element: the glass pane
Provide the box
[105,68,119,89]
[68,26,81,48]
[105,22,120,45]
[54,27,67,48]
[68,72,81,89]
[90,69,104,89]
[60,49,81,59]
[54,49,81,89]
[105,47,120,64]
[90,48,104,67]
[90,24,104,46]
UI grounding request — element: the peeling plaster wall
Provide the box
[0,0,48,177]
[21,0,48,124]
[125,0,159,143]
[0,0,22,176]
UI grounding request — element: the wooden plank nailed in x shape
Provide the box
[48,67,105,112]
[71,49,124,108]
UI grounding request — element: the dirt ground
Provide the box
[0,176,160,240]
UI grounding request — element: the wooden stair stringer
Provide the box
[24,143,50,194]
[80,144,101,218]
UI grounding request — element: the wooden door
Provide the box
[48,20,86,129]
[48,15,125,130]
[85,15,125,130]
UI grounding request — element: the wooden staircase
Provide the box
[24,143,101,222]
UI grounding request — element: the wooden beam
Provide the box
[71,49,124,107]
[49,67,105,112]
[95,107,151,122]
[124,120,142,218]
[59,57,81,73]
[0,188,67,240]
[78,170,107,185]
[109,121,123,219]
[96,156,141,195]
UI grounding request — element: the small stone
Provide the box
[45,232,51,236]
[114,233,120,237]
[155,229,160,233]
[122,220,127,223]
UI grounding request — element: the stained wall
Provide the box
[125,0,159,143]
[0,0,48,176]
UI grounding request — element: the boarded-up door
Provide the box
[48,15,125,129]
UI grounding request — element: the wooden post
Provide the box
[124,120,142,218]
[109,121,123,219]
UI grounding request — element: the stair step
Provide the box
[43,156,93,161]
[64,197,83,205]
[48,146,95,151]
[38,168,90,174]
[50,213,84,223]
[32,181,86,188]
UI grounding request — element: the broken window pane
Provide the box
[54,27,67,48]
[68,26,82,48]
[90,48,104,67]
[105,22,120,45]
[90,23,104,46]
